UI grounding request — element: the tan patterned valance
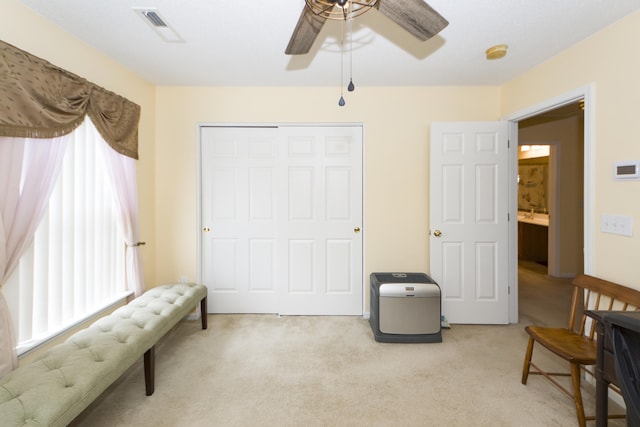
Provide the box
[0,40,140,159]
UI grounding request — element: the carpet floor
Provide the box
[69,265,626,426]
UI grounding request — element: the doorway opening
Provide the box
[515,100,585,327]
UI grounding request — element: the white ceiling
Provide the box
[17,0,640,87]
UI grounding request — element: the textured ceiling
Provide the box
[17,0,640,87]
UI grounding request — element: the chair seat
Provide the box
[525,325,597,365]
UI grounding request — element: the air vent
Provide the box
[133,8,183,43]
[142,10,167,27]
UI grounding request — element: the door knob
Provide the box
[203,227,211,232]
[354,227,361,233]
[433,229,442,237]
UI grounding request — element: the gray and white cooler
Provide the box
[369,272,442,343]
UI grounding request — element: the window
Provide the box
[4,119,130,354]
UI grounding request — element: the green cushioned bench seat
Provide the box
[0,282,207,427]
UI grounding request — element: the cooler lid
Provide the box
[372,272,436,285]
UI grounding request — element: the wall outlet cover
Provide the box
[601,214,633,237]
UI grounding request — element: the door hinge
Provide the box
[508,139,510,149]
[508,285,511,295]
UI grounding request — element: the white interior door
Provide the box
[200,125,363,315]
[430,122,510,324]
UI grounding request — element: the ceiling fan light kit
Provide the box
[286,0,449,106]
[305,0,379,20]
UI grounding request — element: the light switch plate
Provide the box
[601,214,633,236]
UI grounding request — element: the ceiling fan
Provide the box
[285,0,449,55]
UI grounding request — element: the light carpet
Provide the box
[69,312,625,426]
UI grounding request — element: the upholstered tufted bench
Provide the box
[0,282,207,427]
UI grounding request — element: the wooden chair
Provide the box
[521,274,640,427]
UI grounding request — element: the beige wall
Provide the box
[5,0,640,308]
[154,86,501,309]
[502,10,640,288]
[1,0,158,287]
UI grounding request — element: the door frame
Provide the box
[196,122,366,314]
[504,84,595,323]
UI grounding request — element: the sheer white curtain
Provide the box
[0,134,70,377]
[0,117,144,377]
[95,119,145,297]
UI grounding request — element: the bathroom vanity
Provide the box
[518,211,549,264]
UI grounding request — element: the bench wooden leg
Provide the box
[522,337,535,384]
[570,363,587,427]
[144,346,155,396]
[201,297,208,330]
[142,295,205,396]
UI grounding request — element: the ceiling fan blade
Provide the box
[285,6,328,55]
[377,0,448,41]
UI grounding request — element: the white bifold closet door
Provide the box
[200,125,363,315]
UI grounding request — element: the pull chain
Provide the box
[339,18,346,106]
[348,17,355,92]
